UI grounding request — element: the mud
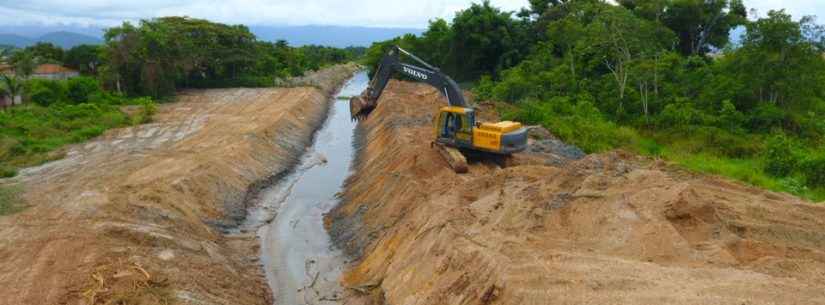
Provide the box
[328,80,825,305]
[0,63,358,305]
[247,71,368,305]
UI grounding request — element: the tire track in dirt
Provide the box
[0,64,358,305]
[328,80,825,305]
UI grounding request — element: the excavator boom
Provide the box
[350,46,466,120]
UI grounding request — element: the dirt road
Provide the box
[328,80,825,305]
[0,64,358,305]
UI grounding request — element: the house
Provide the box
[30,64,79,80]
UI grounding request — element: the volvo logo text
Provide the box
[403,66,428,80]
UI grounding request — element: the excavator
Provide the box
[349,46,528,173]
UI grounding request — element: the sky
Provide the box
[0,0,824,29]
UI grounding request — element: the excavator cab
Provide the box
[435,106,474,147]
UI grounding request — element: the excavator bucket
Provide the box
[349,95,376,121]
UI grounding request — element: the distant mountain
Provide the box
[250,25,424,47]
[0,24,421,49]
[0,24,106,39]
[0,31,102,49]
[38,31,103,48]
[0,34,35,48]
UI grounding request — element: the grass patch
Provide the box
[659,149,825,202]
[495,100,825,203]
[0,98,156,176]
[0,184,24,215]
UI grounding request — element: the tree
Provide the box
[26,42,65,63]
[104,17,259,97]
[722,10,825,111]
[64,45,103,75]
[0,46,15,63]
[10,51,35,78]
[543,1,675,115]
[1,75,23,107]
[67,77,102,104]
[621,0,747,56]
[414,18,452,67]
[446,0,530,80]
[519,0,571,20]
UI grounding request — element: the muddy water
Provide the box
[255,72,368,305]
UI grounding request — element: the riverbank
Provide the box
[0,63,358,305]
[238,71,368,305]
[328,80,825,305]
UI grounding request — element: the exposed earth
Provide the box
[3,68,825,305]
[0,64,358,305]
[327,80,825,305]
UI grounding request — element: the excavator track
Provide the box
[433,142,468,174]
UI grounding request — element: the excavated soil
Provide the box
[0,64,358,305]
[328,80,825,305]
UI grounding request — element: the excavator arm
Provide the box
[350,46,466,119]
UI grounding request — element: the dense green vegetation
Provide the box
[0,76,156,176]
[367,0,825,201]
[103,17,362,97]
[0,17,361,179]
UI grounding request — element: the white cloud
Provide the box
[744,0,825,21]
[0,0,528,28]
[1,0,823,29]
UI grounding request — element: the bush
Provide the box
[802,154,825,188]
[704,128,760,158]
[26,79,67,107]
[748,103,785,132]
[66,77,102,104]
[131,97,158,124]
[0,165,17,178]
[762,134,799,177]
[503,97,640,153]
[473,75,496,100]
[658,100,708,128]
[716,100,746,132]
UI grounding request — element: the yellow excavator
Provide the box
[350,46,527,173]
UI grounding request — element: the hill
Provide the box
[37,31,102,48]
[0,31,102,48]
[0,24,422,49]
[0,34,34,48]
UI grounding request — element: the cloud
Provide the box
[0,0,528,28]
[1,0,823,29]
[744,0,825,21]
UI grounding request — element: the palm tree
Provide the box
[1,75,23,108]
[0,85,7,110]
[10,51,35,78]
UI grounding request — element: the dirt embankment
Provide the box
[0,63,358,305]
[328,80,825,305]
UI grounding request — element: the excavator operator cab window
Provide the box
[442,113,454,138]
[439,112,464,139]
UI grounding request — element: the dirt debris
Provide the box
[328,80,825,305]
[0,63,358,305]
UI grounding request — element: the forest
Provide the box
[364,0,825,200]
[0,17,361,177]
